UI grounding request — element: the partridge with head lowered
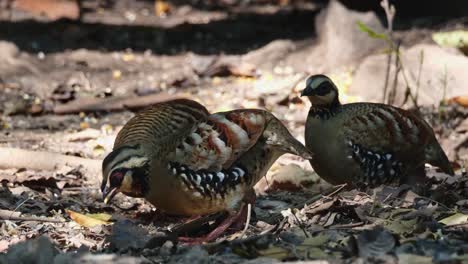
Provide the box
[101,99,312,242]
[301,74,454,187]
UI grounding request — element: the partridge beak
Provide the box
[300,86,313,97]
[103,186,118,204]
[288,142,314,160]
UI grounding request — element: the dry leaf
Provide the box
[0,240,9,253]
[93,144,106,156]
[0,209,22,220]
[155,0,171,17]
[13,0,79,20]
[439,213,468,226]
[228,63,258,78]
[447,95,468,107]
[86,213,112,222]
[66,210,112,228]
[258,246,289,260]
[66,128,100,142]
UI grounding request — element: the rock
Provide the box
[356,227,397,259]
[108,220,151,251]
[54,253,145,264]
[255,164,319,193]
[350,44,468,106]
[316,0,386,69]
[168,246,208,264]
[0,236,59,264]
[0,41,19,59]
[339,0,468,18]
[12,0,80,21]
[243,40,297,70]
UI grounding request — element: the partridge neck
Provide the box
[309,96,341,120]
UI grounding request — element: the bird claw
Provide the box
[177,202,251,245]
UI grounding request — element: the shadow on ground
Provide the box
[0,8,318,55]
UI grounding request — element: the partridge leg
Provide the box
[402,166,426,186]
[178,190,256,244]
[178,204,247,244]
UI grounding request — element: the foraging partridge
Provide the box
[101,99,312,242]
[301,74,454,187]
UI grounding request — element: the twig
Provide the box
[53,92,183,114]
[441,65,449,105]
[418,196,452,212]
[13,197,31,212]
[388,41,401,105]
[301,184,347,207]
[323,183,347,199]
[0,147,102,185]
[382,48,393,104]
[396,51,419,108]
[291,209,309,238]
[444,222,468,229]
[239,203,252,239]
[306,198,336,216]
[381,192,394,204]
[0,210,64,223]
[381,0,395,42]
[329,222,364,229]
[414,50,424,105]
[380,0,396,104]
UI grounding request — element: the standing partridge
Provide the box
[101,99,312,242]
[301,74,454,187]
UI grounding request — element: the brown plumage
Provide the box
[101,99,312,241]
[301,74,454,187]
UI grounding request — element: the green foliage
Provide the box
[356,21,388,40]
[432,31,468,48]
[433,30,468,55]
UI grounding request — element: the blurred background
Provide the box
[0,0,466,161]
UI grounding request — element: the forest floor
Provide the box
[0,0,467,263]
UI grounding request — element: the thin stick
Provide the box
[240,203,252,239]
[0,210,64,223]
[292,209,309,238]
[329,222,364,229]
[1,216,64,223]
[388,41,401,105]
[380,0,396,104]
[53,92,183,114]
[382,48,393,104]
[414,50,424,106]
[396,50,418,108]
[444,222,468,229]
[13,197,31,212]
[0,147,102,185]
[323,183,347,199]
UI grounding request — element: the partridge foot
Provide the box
[178,203,250,245]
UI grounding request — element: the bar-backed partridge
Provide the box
[101,99,312,242]
[301,74,454,187]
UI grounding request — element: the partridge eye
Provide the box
[314,82,331,95]
[110,170,125,186]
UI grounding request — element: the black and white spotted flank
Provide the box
[347,140,402,185]
[168,162,247,198]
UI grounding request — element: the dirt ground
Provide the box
[0,0,468,263]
